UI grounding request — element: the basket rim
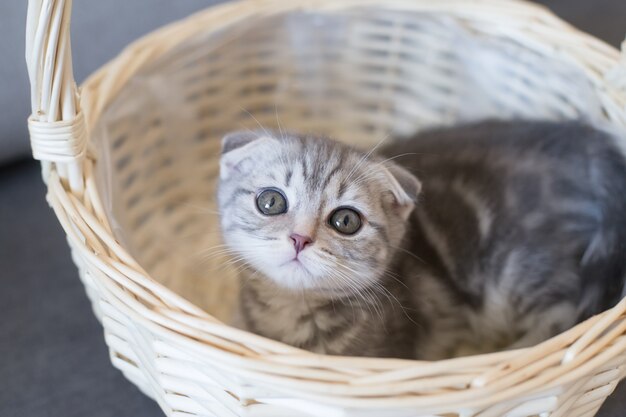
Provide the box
[50,0,626,409]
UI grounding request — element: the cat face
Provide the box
[217,131,420,293]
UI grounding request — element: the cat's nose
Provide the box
[290,233,313,254]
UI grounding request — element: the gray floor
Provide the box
[1,1,625,416]
[0,161,161,417]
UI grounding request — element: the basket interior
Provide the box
[93,7,608,322]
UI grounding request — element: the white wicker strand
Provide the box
[26,0,84,192]
[28,110,86,162]
[606,40,626,96]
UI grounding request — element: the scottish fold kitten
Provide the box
[216,121,626,359]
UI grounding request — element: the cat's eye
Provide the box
[329,207,362,235]
[256,188,288,215]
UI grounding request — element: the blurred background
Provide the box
[1,1,625,416]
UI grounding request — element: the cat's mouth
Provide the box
[282,257,305,268]
[281,257,312,275]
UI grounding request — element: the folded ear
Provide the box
[380,162,421,219]
[222,130,264,154]
[220,131,278,180]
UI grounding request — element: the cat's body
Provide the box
[239,272,416,357]
[386,121,626,358]
[217,121,626,359]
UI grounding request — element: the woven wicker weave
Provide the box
[25,0,626,416]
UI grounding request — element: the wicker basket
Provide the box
[25,0,626,416]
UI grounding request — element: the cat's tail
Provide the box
[579,131,626,318]
[579,228,626,318]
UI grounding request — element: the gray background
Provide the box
[1,0,222,164]
[1,0,626,164]
[0,1,625,416]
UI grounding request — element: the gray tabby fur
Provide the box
[216,121,626,359]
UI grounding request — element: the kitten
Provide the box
[217,130,420,358]
[216,121,626,359]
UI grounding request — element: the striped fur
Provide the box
[217,121,626,359]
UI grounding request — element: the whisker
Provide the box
[390,245,426,264]
[350,152,419,188]
[274,104,286,141]
[239,107,273,137]
[344,134,390,183]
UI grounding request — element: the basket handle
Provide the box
[26,0,84,193]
